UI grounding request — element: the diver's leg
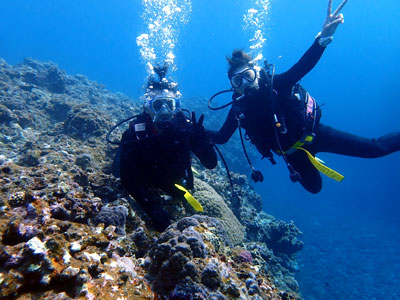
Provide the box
[126,186,172,231]
[311,124,400,157]
[287,150,322,194]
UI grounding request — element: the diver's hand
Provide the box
[318,0,348,45]
[190,112,208,145]
[191,112,205,134]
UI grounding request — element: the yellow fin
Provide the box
[174,184,203,212]
[296,147,344,182]
[191,167,200,175]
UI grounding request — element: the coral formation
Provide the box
[192,178,245,245]
[0,58,304,299]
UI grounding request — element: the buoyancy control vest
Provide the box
[231,67,319,155]
[233,64,324,182]
[119,112,195,189]
[277,83,321,154]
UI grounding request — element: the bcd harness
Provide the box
[272,84,344,182]
[106,112,204,211]
[263,62,343,182]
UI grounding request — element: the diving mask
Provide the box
[148,96,178,114]
[146,96,180,127]
[230,67,257,88]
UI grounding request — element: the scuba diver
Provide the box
[110,64,217,231]
[207,0,400,194]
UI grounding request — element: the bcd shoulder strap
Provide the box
[129,114,149,140]
[292,83,319,132]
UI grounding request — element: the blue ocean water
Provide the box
[1,0,399,299]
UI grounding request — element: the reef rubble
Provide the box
[0,58,303,299]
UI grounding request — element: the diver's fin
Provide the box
[296,147,344,182]
[174,184,203,212]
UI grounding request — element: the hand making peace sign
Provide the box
[320,0,348,39]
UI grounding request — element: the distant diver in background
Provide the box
[208,0,400,194]
[111,64,217,231]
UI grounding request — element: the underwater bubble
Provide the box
[162,5,172,15]
[137,0,192,75]
[243,0,271,62]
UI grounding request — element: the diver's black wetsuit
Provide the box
[208,38,400,193]
[119,111,217,230]
[299,126,400,192]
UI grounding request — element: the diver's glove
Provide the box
[317,0,348,47]
[191,112,206,138]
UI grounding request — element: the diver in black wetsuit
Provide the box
[117,65,217,231]
[208,0,400,194]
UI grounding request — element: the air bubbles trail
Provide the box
[242,0,271,64]
[136,0,192,76]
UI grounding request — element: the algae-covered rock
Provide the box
[146,215,288,299]
[0,104,17,124]
[92,205,129,235]
[63,104,108,139]
[22,58,66,93]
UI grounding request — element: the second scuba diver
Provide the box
[112,65,217,231]
[208,0,400,193]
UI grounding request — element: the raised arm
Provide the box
[274,0,348,89]
[206,106,239,145]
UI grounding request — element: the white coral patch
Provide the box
[83,252,101,264]
[63,250,72,264]
[41,207,51,223]
[111,285,119,292]
[26,237,47,256]
[116,256,137,277]
[69,241,82,252]
[101,273,114,281]
[95,224,103,235]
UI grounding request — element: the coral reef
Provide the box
[192,178,245,245]
[0,58,304,299]
[146,215,296,299]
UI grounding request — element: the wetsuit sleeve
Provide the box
[274,37,326,90]
[206,106,238,144]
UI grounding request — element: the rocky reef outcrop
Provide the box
[0,58,304,299]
